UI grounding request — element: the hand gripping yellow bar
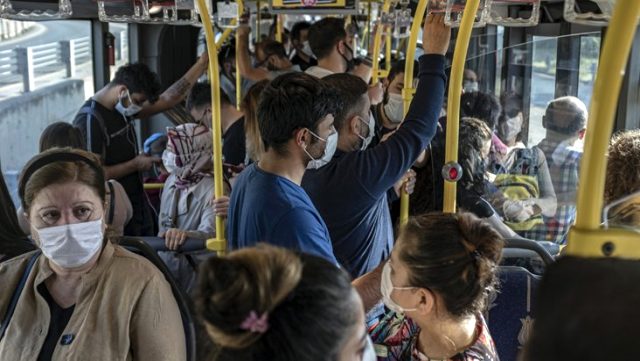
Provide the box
[197,0,227,254]
[442,0,480,213]
[566,0,640,259]
[399,0,428,226]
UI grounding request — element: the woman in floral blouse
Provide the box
[368,212,504,361]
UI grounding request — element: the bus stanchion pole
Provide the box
[442,0,480,214]
[371,0,391,84]
[399,0,428,225]
[566,0,640,258]
[197,0,227,254]
[235,0,244,110]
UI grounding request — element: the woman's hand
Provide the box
[213,196,230,217]
[161,228,188,251]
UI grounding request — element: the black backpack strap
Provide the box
[107,180,116,226]
[0,251,41,341]
[77,101,109,160]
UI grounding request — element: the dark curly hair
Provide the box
[605,130,640,204]
[111,62,162,103]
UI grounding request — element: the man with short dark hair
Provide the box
[301,15,451,277]
[526,96,588,244]
[187,83,246,166]
[73,56,208,236]
[227,72,342,263]
[306,17,356,79]
[290,21,317,71]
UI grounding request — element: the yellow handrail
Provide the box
[143,183,164,190]
[371,0,391,84]
[442,0,479,213]
[276,14,283,42]
[565,0,640,258]
[399,0,428,225]
[235,0,244,110]
[197,0,227,254]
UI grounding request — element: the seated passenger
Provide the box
[604,130,640,227]
[227,72,341,264]
[370,59,419,147]
[142,132,169,217]
[0,170,34,263]
[528,96,587,244]
[187,83,246,166]
[369,212,503,361]
[0,148,185,360]
[490,93,557,236]
[241,80,269,164]
[195,244,374,361]
[460,90,508,166]
[17,122,133,237]
[302,15,449,277]
[237,24,300,82]
[290,21,318,71]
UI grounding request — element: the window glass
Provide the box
[578,34,600,107]
[109,23,129,78]
[528,36,558,146]
[0,20,94,206]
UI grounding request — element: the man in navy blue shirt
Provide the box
[302,14,451,277]
[227,72,342,263]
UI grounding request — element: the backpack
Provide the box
[76,101,133,160]
[493,148,544,231]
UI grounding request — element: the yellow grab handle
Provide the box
[442,0,480,214]
[143,183,164,190]
[566,0,640,258]
[235,0,244,110]
[399,0,429,226]
[276,15,283,42]
[197,0,227,254]
[371,0,392,84]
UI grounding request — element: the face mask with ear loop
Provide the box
[301,41,315,58]
[384,93,405,124]
[304,129,339,169]
[35,218,105,269]
[380,262,418,314]
[357,113,376,151]
[115,89,143,118]
[339,42,356,73]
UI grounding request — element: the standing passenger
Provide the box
[73,56,209,236]
[290,21,318,71]
[301,14,450,277]
[528,96,587,244]
[237,25,300,82]
[227,72,341,264]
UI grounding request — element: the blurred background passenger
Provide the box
[0,169,34,262]
[369,212,503,360]
[195,244,372,361]
[241,80,269,165]
[604,129,640,228]
[0,148,184,360]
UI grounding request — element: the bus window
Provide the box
[528,36,558,146]
[578,34,600,107]
[109,23,129,77]
[0,20,94,207]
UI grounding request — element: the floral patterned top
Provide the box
[368,310,499,361]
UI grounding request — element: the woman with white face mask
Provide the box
[369,212,503,361]
[0,148,186,361]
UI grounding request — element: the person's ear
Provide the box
[295,128,310,148]
[349,115,361,136]
[416,288,436,316]
[579,129,586,140]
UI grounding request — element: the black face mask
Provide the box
[340,43,356,73]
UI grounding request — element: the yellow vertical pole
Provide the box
[565,0,640,257]
[384,30,391,74]
[276,14,283,42]
[399,0,428,225]
[442,0,480,213]
[257,0,262,41]
[235,0,244,110]
[197,0,226,254]
[371,0,391,84]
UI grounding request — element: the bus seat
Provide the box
[488,266,540,361]
[138,236,207,253]
[118,237,196,361]
[501,238,556,275]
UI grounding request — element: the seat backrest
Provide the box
[118,237,196,361]
[487,266,540,361]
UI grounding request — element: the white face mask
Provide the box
[115,90,143,118]
[384,93,405,124]
[35,218,104,269]
[500,113,523,143]
[357,113,376,151]
[301,41,314,58]
[305,130,338,170]
[380,262,417,314]
[463,80,479,93]
[162,150,178,174]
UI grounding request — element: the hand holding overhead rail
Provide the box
[442,0,479,214]
[444,0,488,28]
[196,0,227,254]
[566,0,640,259]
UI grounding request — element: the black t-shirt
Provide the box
[370,103,397,148]
[72,99,140,198]
[37,283,75,361]
[291,53,317,71]
[223,117,246,166]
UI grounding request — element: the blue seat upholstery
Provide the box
[488,266,540,361]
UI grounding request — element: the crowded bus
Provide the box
[0,0,639,360]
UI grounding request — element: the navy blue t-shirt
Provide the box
[227,163,337,264]
[302,55,447,277]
